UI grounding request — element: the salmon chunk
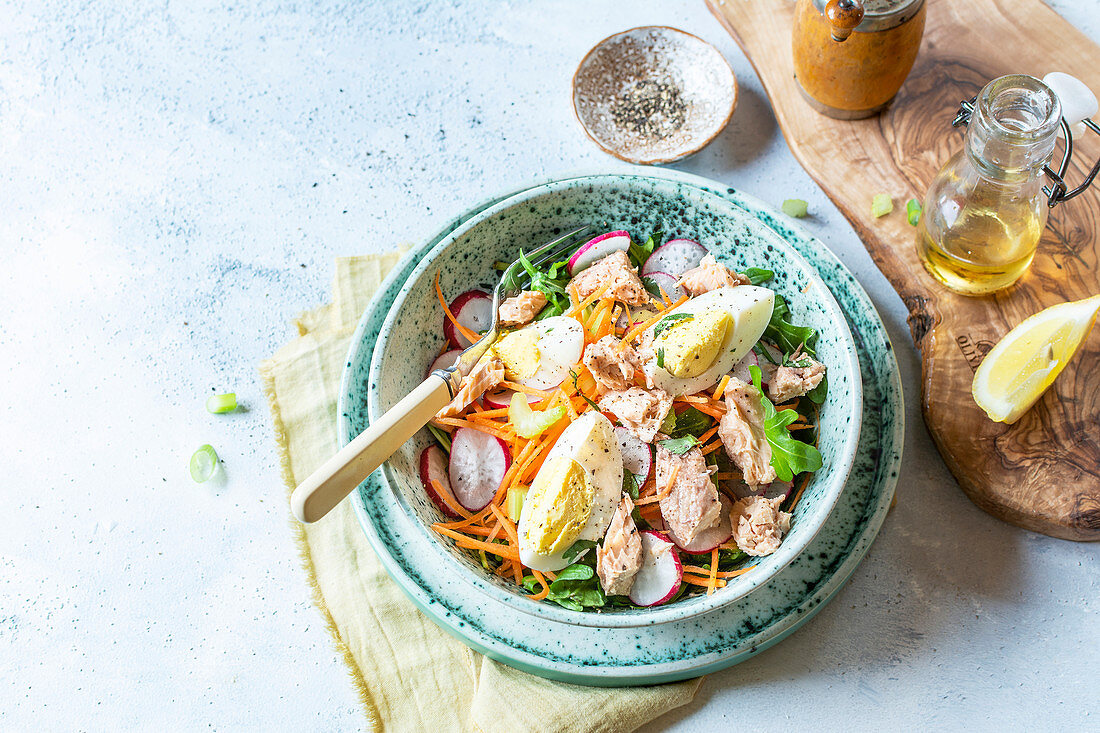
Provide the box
[583,335,644,394]
[569,250,650,306]
[434,354,505,420]
[498,290,547,327]
[769,348,826,403]
[598,386,672,443]
[656,445,722,543]
[596,495,643,596]
[719,378,777,487]
[730,495,792,557]
[676,254,750,296]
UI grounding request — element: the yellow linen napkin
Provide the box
[260,253,702,733]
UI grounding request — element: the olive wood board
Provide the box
[707,0,1100,540]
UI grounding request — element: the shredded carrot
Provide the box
[502,381,556,399]
[637,463,679,504]
[697,425,719,445]
[434,271,481,344]
[434,504,495,531]
[788,477,810,510]
[528,569,550,601]
[567,281,613,317]
[714,374,730,400]
[715,472,743,481]
[433,416,514,440]
[560,387,579,420]
[657,286,672,307]
[681,575,726,589]
[474,407,509,419]
[488,503,523,585]
[431,479,472,519]
[775,401,799,412]
[434,526,521,561]
[701,438,724,456]
[788,423,815,431]
[707,547,720,595]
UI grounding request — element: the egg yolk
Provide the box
[522,456,594,556]
[658,309,731,378]
[492,328,541,380]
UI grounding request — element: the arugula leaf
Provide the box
[658,436,697,455]
[570,370,600,411]
[561,539,597,564]
[763,294,818,358]
[517,249,572,320]
[743,267,774,285]
[749,365,822,482]
[671,407,712,439]
[641,276,665,300]
[807,375,828,405]
[623,470,640,500]
[652,313,693,339]
[659,407,677,435]
[628,229,662,268]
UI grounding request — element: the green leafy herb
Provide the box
[807,375,828,405]
[522,575,541,593]
[753,343,782,366]
[781,199,809,218]
[656,347,665,369]
[623,470,640,500]
[749,365,822,482]
[561,539,598,564]
[763,294,818,358]
[671,407,712,439]
[427,423,452,452]
[659,407,677,435]
[641,276,665,300]
[546,561,606,611]
[906,198,922,226]
[657,435,698,455]
[516,249,571,319]
[628,229,662,268]
[743,267,774,285]
[652,313,693,339]
[570,370,600,411]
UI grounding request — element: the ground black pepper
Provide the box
[610,79,686,141]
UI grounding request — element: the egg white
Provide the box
[507,316,584,391]
[518,412,624,572]
[644,286,774,397]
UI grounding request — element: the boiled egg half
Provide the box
[492,315,584,391]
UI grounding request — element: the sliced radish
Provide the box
[667,496,734,554]
[482,388,541,410]
[448,427,511,511]
[420,445,460,519]
[628,531,683,607]
[729,350,759,384]
[643,271,686,303]
[568,230,632,276]
[443,290,493,349]
[615,426,653,487]
[641,238,708,278]
[427,348,463,378]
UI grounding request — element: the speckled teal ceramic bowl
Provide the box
[363,174,861,628]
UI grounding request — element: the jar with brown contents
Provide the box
[792,0,925,119]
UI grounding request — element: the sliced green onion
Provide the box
[190,444,219,483]
[427,423,452,452]
[906,198,922,226]
[206,392,237,414]
[781,199,808,218]
[871,193,893,218]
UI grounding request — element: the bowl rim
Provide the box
[571,26,738,165]
[356,171,863,628]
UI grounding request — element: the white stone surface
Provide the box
[2,1,1097,730]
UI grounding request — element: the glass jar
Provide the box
[917,75,1062,295]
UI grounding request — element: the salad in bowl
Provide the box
[419,230,828,612]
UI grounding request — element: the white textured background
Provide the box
[1,1,1097,730]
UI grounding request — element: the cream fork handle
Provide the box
[290,374,452,523]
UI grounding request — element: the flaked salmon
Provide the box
[730,495,792,557]
[769,348,826,403]
[583,335,643,394]
[676,254,750,296]
[656,445,722,543]
[719,377,777,486]
[569,250,650,306]
[498,290,547,327]
[596,495,643,596]
[434,354,505,420]
[598,386,672,443]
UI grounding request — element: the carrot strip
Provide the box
[567,281,613,317]
[680,575,727,589]
[715,472,743,481]
[560,387,579,420]
[528,569,550,601]
[707,547,720,596]
[431,479,472,519]
[637,463,679,504]
[502,381,556,399]
[488,503,523,584]
[620,308,669,347]
[701,439,724,456]
[657,286,672,307]
[714,375,730,400]
[474,407,510,419]
[434,271,481,344]
[434,526,521,561]
[788,477,810,510]
[697,425,719,445]
[433,417,514,440]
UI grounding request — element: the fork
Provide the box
[290,225,593,523]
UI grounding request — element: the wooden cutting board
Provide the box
[707,0,1100,541]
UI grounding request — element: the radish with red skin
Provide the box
[643,271,686,302]
[482,388,541,410]
[567,230,632,275]
[641,238,708,278]
[667,496,734,554]
[443,290,493,349]
[614,426,653,487]
[427,349,463,378]
[628,531,683,606]
[419,445,460,519]
[448,427,511,511]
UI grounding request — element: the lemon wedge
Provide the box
[972,295,1100,423]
